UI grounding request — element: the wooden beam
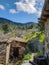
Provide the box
[43,15,49,18]
[44,11,49,15]
[40,21,46,24]
[45,4,49,11]
[38,17,47,20]
[40,19,47,21]
[6,44,11,65]
[45,9,49,11]
[38,16,47,21]
[39,20,46,24]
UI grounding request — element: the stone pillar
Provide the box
[6,43,11,65]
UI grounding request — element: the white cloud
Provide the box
[0,4,5,10]
[14,0,37,14]
[14,0,44,16]
[37,10,42,17]
[36,0,44,17]
[9,9,17,14]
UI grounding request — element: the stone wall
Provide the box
[0,43,6,65]
[45,19,49,56]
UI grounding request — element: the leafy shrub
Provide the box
[36,51,43,56]
[23,54,31,61]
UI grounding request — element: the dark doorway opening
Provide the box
[13,47,19,58]
[9,47,20,62]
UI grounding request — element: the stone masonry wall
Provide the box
[0,43,6,65]
[45,19,49,56]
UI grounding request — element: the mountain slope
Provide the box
[0,18,38,32]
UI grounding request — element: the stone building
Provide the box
[0,34,27,65]
[39,0,49,56]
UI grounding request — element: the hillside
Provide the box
[0,18,38,34]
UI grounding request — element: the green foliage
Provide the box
[22,31,45,53]
[36,51,43,56]
[22,31,45,43]
[23,54,32,61]
[39,32,45,43]
[2,24,10,34]
[39,24,45,31]
[19,54,32,65]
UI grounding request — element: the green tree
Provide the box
[22,31,45,53]
[2,24,9,34]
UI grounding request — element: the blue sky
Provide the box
[0,0,44,23]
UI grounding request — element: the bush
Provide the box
[36,51,43,56]
[23,54,32,61]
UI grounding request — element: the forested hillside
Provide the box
[0,18,38,34]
